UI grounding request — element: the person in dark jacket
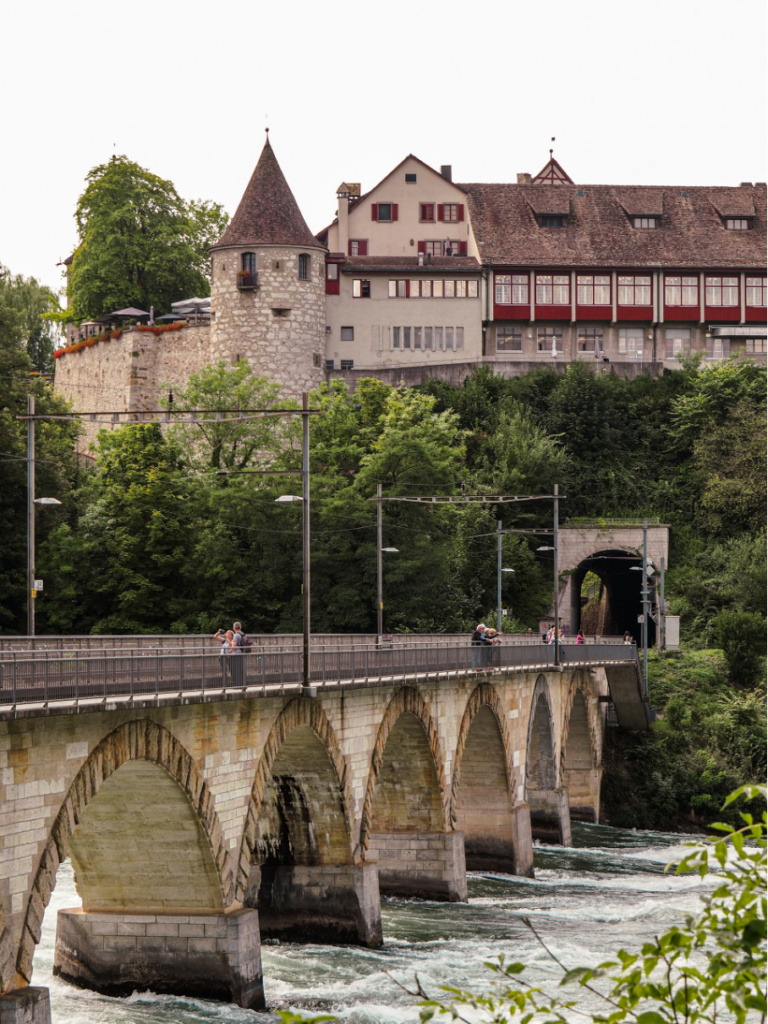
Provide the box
[471,624,486,669]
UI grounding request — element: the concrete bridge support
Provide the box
[562,688,602,823]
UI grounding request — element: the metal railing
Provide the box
[0,641,640,716]
[0,633,629,657]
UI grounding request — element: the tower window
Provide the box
[241,252,256,274]
[298,254,310,280]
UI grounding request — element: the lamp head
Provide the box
[275,495,303,502]
[34,497,62,505]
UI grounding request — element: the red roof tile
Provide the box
[340,256,481,273]
[460,183,767,268]
[213,138,320,250]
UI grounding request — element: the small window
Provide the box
[410,280,420,297]
[455,327,464,350]
[665,328,691,359]
[313,353,322,368]
[445,327,454,350]
[540,216,565,228]
[405,173,417,183]
[455,280,467,298]
[434,327,443,350]
[352,279,370,298]
[414,327,422,349]
[746,277,767,307]
[349,240,368,256]
[665,276,699,306]
[443,204,459,222]
[706,337,730,359]
[705,276,738,306]
[341,359,354,370]
[242,252,256,274]
[340,326,354,341]
[403,327,411,349]
[633,217,657,229]
[537,326,564,352]
[433,280,444,298]
[497,326,523,352]
[536,275,569,305]
[377,203,393,221]
[618,328,644,359]
[421,280,432,298]
[745,338,768,353]
[577,275,610,305]
[444,281,455,298]
[393,327,401,349]
[618,275,651,305]
[420,203,435,222]
[725,218,751,230]
[424,327,433,349]
[298,254,310,280]
[578,326,605,353]
[325,359,335,370]
[495,274,511,304]
[326,263,338,281]
[425,241,443,256]
[468,281,479,298]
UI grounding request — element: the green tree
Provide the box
[185,199,230,281]
[712,610,766,687]
[64,156,225,322]
[0,265,61,372]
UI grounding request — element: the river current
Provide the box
[33,823,712,1024]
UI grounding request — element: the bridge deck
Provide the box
[0,641,650,729]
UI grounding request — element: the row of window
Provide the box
[494,273,768,307]
[369,202,465,223]
[337,325,466,351]
[630,217,752,231]
[494,325,764,358]
[238,252,312,280]
[386,279,479,298]
[342,238,468,258]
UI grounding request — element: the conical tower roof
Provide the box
[213,136,319,250]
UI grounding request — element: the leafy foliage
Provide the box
[63,156,228,322]
[0,266,61,372]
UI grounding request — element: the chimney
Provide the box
[517,173,532,184]
[440,165,452,182]
[336,185,350,254]
[418,253,424,266]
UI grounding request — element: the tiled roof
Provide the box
[460,183,767,268]
[340,256,481,274]
[213,138,320,251]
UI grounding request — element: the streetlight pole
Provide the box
[659,556,666,652]
[377,483,384,643]
[27,395,35,637]
[302,391,311,690]
[643,522,649,693]
[553,483,560,667]
[497,518,502,632]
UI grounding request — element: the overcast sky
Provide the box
[3,0,766,294]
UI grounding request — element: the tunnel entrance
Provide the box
[569,549,655,645]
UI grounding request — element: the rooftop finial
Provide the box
[550,136,555,159]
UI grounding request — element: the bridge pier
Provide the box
[0,987,51,1024]
[527,787,572,846]
[367,831,468,902]
[53,908,264,1009]
[563,767,602,823]
[248,862,382,946]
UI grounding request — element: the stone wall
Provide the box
[210,244,326,399]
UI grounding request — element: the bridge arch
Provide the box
[235,698,378,945]
[359,686,447,854]
[525,675,571,845]
[15,719,230,987]
[450,683,521,873]
[561,674,602,822]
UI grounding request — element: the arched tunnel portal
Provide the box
[569,549,655,645]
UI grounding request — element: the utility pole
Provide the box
[302,392,311,690]
[659,556,666,651]
[553,483,560,667]
[642,519,648,694]
[27,395,35,637]
[497,519,503,632]
[377,483,383,644]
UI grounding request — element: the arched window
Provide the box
[241,252,256,275]
[298,253,310,280]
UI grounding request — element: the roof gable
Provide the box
[350,153,467,210]
[532,156,574,185]
[213,137,320,250]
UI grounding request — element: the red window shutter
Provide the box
[405,280,410,297]
[392,204,398,221]
[371,204,378,221]
[437,204,444,222]
[359,240,368,256]
[459,241,468,255]
[457,204,465,222]
[418,241,426,254]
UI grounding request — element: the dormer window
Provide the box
[725,218,752,230]
[633,217,658,228]
[540,215,565,228]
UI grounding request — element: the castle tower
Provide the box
[210,134,326,395]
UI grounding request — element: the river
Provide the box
[33,823,711,1023]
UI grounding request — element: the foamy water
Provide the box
[32,823,715,1023]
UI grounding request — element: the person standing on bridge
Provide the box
[215,628,238,682]
[471,624,486,670]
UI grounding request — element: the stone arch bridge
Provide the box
[0,637,646,1022]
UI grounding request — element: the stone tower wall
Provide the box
[210,244,325,397]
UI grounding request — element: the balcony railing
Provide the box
[237,273,258,290]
